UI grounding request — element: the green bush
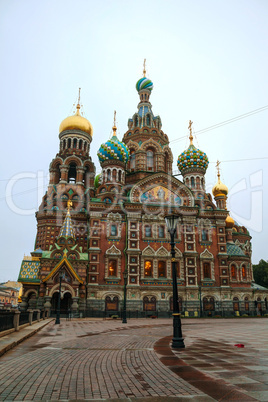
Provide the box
[111,315,119,319]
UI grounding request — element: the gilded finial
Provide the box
[143,59,146,77]
[75,88,81,115]
[216,160,221,180]
[188,120,193,145]
[112,110,117,136]
[67,200,73,211]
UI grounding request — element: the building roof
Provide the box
[227,243,245,256]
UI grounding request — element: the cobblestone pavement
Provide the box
[0,318,267,401]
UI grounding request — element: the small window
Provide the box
[110,224,117,236]
[145,225,152,237]
[202,229,208,241]
[144,260,152,277]
[158,261,166,277]
[147,150,154,171]
[108,260,117,276]
[231,264,236,279]
[203,263,211,279]
[242,265,246,279]
[158,225,165,238]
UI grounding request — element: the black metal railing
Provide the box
[0,312,14,332]
[19,312,29,326]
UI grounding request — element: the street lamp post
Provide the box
[55,271,64,325]
[165,214,185,349]
[122,269,128,324]
[199,285,203,317]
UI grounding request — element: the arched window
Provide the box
[143,296,156,312]
[135,116,139,127]
[68,163,77,183]
[118,170,122,182]
[107,169,111,181]
[203,263,211,279]
[105,296,118,312]
[233,297,239,311]
[79,139,83,149]
[130,151,136,170]
[63,139,66,149]
[158,225,165,238]
[67,138,71,148]
[84,142,87,151]
[73,138,77,149]
[231,264,237,280]
[146,114,150,126]
[110,224,117,236]
[145,225,152,237]
[144,260,152,277]
[158,261,166,277]
[201,178,204,189]
[203,297,215,311]
[196,177,200,189]
[244,296,249,311]
[112,169,117,181]
[108,260,117,276]
[242,265,246,279]
[147,150,154,171]
[202,229,208,241]
[191,177,195,188]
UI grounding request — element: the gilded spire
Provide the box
[216,160,221,180]
[112,110,117,137]
[143,59,146,77]
[76,88,81,115]
[188,120,193,145]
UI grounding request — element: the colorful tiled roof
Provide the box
[59,209,75,238]
[18,260,40,283]
[97,135,129,164]
[177,144,209,174]
[136,77,153,92]
[227,243,245,256]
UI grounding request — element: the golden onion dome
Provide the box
[59,104,93,137]
[212,177,228,197]
[225,214,235,228]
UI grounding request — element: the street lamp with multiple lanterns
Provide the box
[165,214,185,349]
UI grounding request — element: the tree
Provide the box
[253,259,268,288]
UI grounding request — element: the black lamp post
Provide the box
[55,270,64,325]
[199,285,203,317]
[165,214,185,349]
[122,269,128,324]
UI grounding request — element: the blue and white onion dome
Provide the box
[136,77,153,92]
[97,134,129,164]
[177,144,209,174]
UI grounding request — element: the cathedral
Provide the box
[18,66,267,317]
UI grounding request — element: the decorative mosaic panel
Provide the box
[18,260,40,282]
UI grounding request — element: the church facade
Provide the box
[18,70,268,317]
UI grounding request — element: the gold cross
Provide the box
[143,59,146,77]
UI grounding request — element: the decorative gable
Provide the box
[142,245,155,256]
[200,249,214,259]
[105,245,121,255]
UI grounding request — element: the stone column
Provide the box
[44,296,52,316]
[71,297,79,312]
[20,296,28,312]
[37,310,41,322]
[13,310,20,331]
[28,309,33,325]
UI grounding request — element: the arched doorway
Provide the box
[51,291,72,314]
[143,296,156,312]
[105,296,119,312]
[233,297,239,312]
[203,297,215,313]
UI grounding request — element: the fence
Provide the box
[0,310,45,333]
[0,312,14,332]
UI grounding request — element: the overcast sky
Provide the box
[1,0,268,283]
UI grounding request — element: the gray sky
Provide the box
[1,0,268,283]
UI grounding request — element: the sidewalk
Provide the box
[0,318,54,357]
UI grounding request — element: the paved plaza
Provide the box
[0,318,267,401]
